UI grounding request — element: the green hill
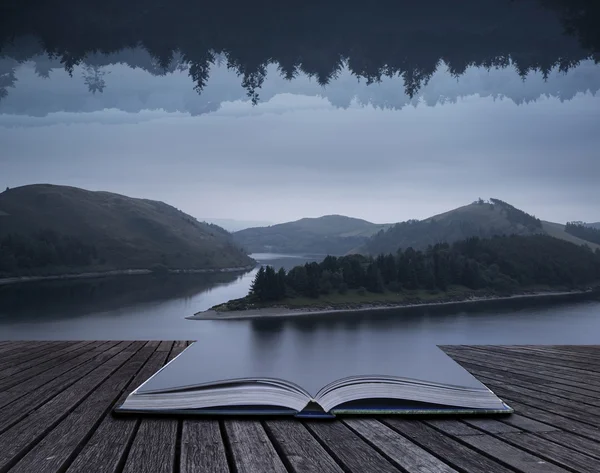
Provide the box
[233,215,392,255]
[0,184,254,277]
[358,199,545,255]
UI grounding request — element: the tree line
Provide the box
[248,234,600,302]
[0,230,98,275]
[565,222,600,246]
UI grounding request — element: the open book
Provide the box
[116,342,512,417]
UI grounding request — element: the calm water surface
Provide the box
[1,253,599,344]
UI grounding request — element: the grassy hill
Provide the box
[358,199,545,255]
[0,184,254,276]
[233,215,392,255]
[544,221,600,251]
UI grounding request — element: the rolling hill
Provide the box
[356,199,600,255]
[233,215,392,255]
[0,184,254,276]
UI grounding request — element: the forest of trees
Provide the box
[0,231,98,275]
[1,0,598,103]
[565,222,600,245]
[247,235,600,303]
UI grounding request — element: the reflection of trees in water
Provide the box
[0,0,598,103]
[82,65,108,94]
[0,273,243,319]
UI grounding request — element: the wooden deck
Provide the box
[0,342,599,473]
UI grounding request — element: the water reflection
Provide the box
[1,0,599,104]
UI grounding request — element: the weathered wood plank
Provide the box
[445,348,600,390]
[265,420,344,473]
[0,341,114,409]
[8,342,158,473]
[306,421,401,473]
[0,341,126,432]
[344,418,458,473]
[0,341,54,356]
[0,341,69,369]
[224,420,287,473]
[122,419,178,473]
[498,432,600,473]
[383,418,515,473]
[121,342,183,473]
[447,359,600,407]
[0,341,94,379]
[466,346,600,375]
[445,350,600,395]
[180,421,230,473]
[500,414,559,433]
[502,399,600,442]
[461,418,522,434]
[65,343,166,473]
[458,433,570,473]
[0,341,141,472]
[0,341,98,388]
[540,431,600,460]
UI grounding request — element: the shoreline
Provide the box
[0,265,255,286]
[188,289,595,320]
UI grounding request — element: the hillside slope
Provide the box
[544,221,600,251]
[233,215,392,255]
[358,199,545,255]
[0,184,253,276]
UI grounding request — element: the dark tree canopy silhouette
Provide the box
[240,235,600,305]
[0,0,599,103]
[565,222,600,245]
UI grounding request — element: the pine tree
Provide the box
[250,266,266,300]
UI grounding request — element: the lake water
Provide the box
[1,253,599,345]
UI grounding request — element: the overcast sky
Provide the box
[1,59,599,224]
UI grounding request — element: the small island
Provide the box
[192,234,600,320]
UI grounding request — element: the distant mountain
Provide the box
[357,199,600,255]
[587,222,600,230]
[233,215,392,255]
[0,184,254,276]
[200,218,274,233]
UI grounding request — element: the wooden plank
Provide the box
[0,341,127,432]
[503,400,600,443]
[497,432,600,473]
[0,342,68,368]
[458,433,570,473]
[344,418,458,473]
[180,420,230,473]
[540,431,600,460]
[445,349,600,395]
[461,418,522,434]
[0,341,98,389]
[466,346,600,375]
[224,420,287,473]
[264,420,344,473]
[425,419,483,437]
[8,342,158,473]
[306,421,401,473]
[383,418,515,473]
[65,343,167,473]
[500,414,559,433]
[122,419,178,473]
[0,341,94,380]
[0,341,141,472]
[447,348,600,389]
[447,359,600,407]
[473,375,600,426]
[0,341,55,356]
[0,341,114,410]
[121,343,184,473]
